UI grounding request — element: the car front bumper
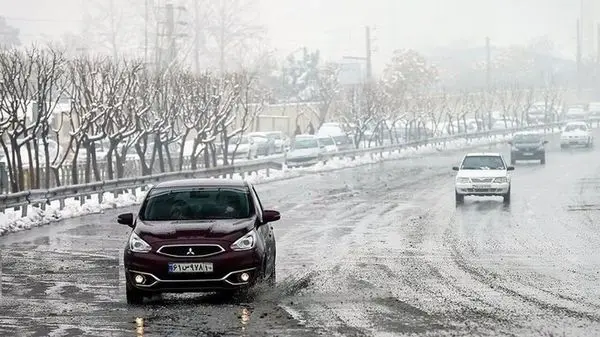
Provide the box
[561,137,590,145]
[455,182,510,196]
[124,249,262,293]
[511,149,544,160]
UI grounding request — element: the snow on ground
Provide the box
[0,128,559,236]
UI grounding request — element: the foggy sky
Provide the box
[1,0,584,68]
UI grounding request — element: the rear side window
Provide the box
[139,187,253,220]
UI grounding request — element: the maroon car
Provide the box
[117,178,280,304]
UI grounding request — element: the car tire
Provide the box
[540,156,545,165]
[455,191,464,205]
[503,187,511,204]
[125,280,146,305]
[510,158,516,165]
[561,144,567,149]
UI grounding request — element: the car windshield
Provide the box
[461,156,506,170]
[294,138,318,149]
[564,124,587,132]
[318,137,334,146]
[513,134,542,143]
[139,187,252,220]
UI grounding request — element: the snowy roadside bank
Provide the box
[0,128,560,236]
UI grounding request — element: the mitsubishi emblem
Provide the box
[186,248,195,255]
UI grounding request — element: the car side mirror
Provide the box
[117,213,134,228]
[507,166,515,171]
[262,210,280,223]
[452,166,459,171]
[543,140,549,144]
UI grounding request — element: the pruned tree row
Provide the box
[0,47,265,193]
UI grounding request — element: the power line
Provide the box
[4,16,83,23]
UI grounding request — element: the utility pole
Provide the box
[365,26,372,82]
[144,0,149,65]
[577,18,582,98]
[165,4,175,67]
[485,36,491,91]
[193,0,200,73]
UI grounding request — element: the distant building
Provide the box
[581,0,600,60]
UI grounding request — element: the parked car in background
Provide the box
[564,106,588,121]
[286,134,323,167]
[227,135,258,159]
[248,132,274,156]
[589,102,600,126]
[331,134,354,151]
[263,131,288,153]
[317,122,345,137]
[317,135,338,153]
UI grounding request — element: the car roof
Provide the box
[464,152,502,157]
[153,178,249,189]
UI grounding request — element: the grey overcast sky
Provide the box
[1,0,591,66]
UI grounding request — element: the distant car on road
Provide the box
[118,178,280,304]
[453,152,514,205]
[262,131,288,153]
[560,121,593,149]
[509,132,548,164]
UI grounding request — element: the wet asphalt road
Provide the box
[2,132,600,336]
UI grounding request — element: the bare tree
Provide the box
[32,48,68,189]
[0,48,36,191]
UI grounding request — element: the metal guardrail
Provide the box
[0,122,563,217]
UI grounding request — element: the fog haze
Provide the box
[2,0,584,68]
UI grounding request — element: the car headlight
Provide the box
[231,230,257,251]
[456,177,471,183]
[129,232,152,253]
[494,177,508,183]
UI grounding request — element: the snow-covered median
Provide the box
[0,129,558,236]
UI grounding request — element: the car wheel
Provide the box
[510,158,516,165]
[455,191,464,205]
[540,156,545,165]
[503,187,511,204]
[560,144,567,149]
[125,280,146,305]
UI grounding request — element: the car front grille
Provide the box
[157,244,225,258]
[470,178,494,183]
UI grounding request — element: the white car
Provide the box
[317,135,338,153]
[453,152,514,204]
[227,135,258,159]
[285,134,323,167]
[560,121,593,148]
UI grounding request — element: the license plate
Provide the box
[474,184,491,189]
[168,262,213,273]
[523,152,533,156]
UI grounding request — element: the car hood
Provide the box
[288,148,320,158]
[135,218,255,242]
[456,169,507,178]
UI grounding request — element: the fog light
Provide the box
[134,274,145,284]
[240,273,250,282]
